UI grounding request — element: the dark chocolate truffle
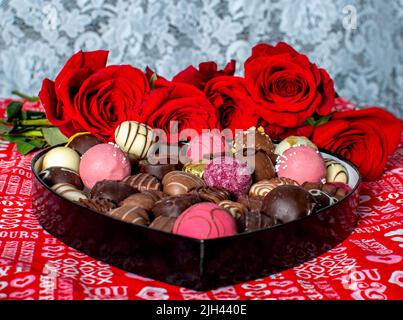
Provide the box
[79,197,116,213]
[66,133,104,156]
[302,182,348,200]
[237,148,275,182]
[124,173,161,192]
[39,166,83,189]
[262,185,316,224]
[196,186,232,204]
[241,211,274,232]
[149,216,177,232]
[90,180,136,204]
[152,194,201,218]
[237,195,264,212]
[139,159,177,180]
[120,190,166,210]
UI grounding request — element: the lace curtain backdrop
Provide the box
[0,0,401,118]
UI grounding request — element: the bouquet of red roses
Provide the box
[37,42,402,181]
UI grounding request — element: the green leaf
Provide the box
[149,73,158,89]
[306,117,316,126]
[315,113,333,126]
[6,101,23,121]
[16,140,38,155]
[42,127,68,146]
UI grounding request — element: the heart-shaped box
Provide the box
[31,145,361,291]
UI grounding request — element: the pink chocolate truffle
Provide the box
[185,132,229,163]
[277,146,326,185]
[173,203,237,239]
[80,143,131,189]
[204,156,252,196]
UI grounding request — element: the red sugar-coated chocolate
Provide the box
[204,157,252,197]
[173,202,237,239]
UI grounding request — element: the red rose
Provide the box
[172,60,236,90]
[245,42,335,128]
[311,108,402,181]
[258,119,314,141]
[39,50,149,140]
[204,76,258,131]
[135,79,220,139]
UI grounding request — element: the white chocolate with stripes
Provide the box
[114,121,154,159]
[51,183,87,202]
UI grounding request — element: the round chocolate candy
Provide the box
[182,162,207,179]
[324,159,349,184]
[233,126,274,156]
[249,177,299,198]
[149,216,177,233]
[123,173,161,192]
[218,200,248,221]
[236,148,275,182]
[307,189,339,210]
[114,121,154,159]
[42,147,80,172]
[39,166,83,189]
[65,132,104,156]
[196,186,232,204]
[302,182,348,200]
[262,185,316,225]
[139,159,176,181]
[90,180,136,204]
[237,195,264,213]
[106,205,150,226]
[241,211,274,232]
[51,183,87,202]
[162,171,206,196]
[79,197,116,213]
[152,194,201,218]
[120,190,166,211]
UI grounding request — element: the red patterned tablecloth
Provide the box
[0,98,402,300]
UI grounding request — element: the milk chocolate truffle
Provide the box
[114,121,154,159]
[152,194,201,218]
[262,185,316,224]
[302,182,348,200]
[249,177,299,198]
[237,148,275,182]
[120,190,166,210]
[90,180,136,204]
[42,146,80,172]
[162,171,206,196]
[324,159,349,184]
[149,216,177,233]
[124,173,161,192]
[79,197,116,213]
[182,162,207,179]
[139,160,176,180]
[196,187,232,204]
[237,195,264,212]
[218,200,248,221]
[51,183,87,202]
[233,126,275,156]
[241,211,274,232]
[107,206,150,226]
[65,133,104,156]
[39,166,83,189]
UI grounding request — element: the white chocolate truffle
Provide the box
[114,121,154,159]
[325,159,349,183]
[51,183,87,202]
[275,136,318,155]
[42,147,80,172]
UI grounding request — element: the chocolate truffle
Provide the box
[139,160,177,180]
[237,195,264,212]
[249,177,299,198]
[233,126,275,156]
[241,211,274,232]
[302,182,348,200]
[114,121,154,159]
[51,183,87,202]
[90,180,136,204]
[39,166,83,189]
[324,159,349,184]
[65,133,104,156]
[123,173,161,192]
[307,189,339,210]
[152,194,201,218]
[42,146,80,172]
[218,200,248,221]
[262,185,316,224]
[204,157,252,197]
[149,216,177,233]
[79,197,116,213]
[196,186,232,204]
[237,148,275,182]
[162,171,206,196]
[120,190,166,210]
[182,162,207,179]
[107,206,150,225]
